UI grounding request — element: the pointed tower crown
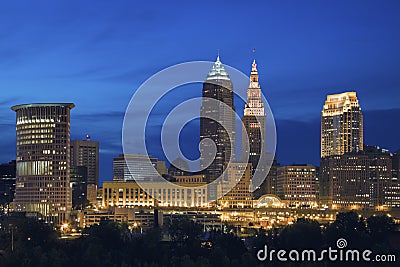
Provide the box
[251,59,258,73]
[244,59,264,116]
[207,56,230,81]
[250,59,259,83]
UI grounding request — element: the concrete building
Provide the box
[70,135,99,186]
[218,163,253,209]
[173,174,206,183]
[102,180,208,208]
[12,103,74,224]
[320,146,398,209]
[277,164,318,206]
[86,184,98,206]
[78,207,161,229]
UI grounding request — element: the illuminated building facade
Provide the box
[102,180,208,208]
[242,60,266,174]
[277,164,318,206]
[389,151,400,207]
[173,174,206,183]
[200,56,235,183]
[70,135,99,186]
[113,154,167,181]
[78,207,160,229]
[320,146,397,208]
[12,103,74,224]
[321,92,363,158]
[218,163,253,209]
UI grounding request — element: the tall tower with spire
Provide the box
[200,56,235,184]
[242,60,266,173]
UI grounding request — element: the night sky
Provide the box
[0,0,399,185]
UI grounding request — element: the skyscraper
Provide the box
[70,135,99,186]
[12,103,74,224]
[321,92,363,158]
[200,56,235,182]
[242,60,266,173]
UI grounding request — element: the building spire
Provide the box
[206,54,230,81]
[251,48,257,74]
[250,59,259,83]
[251,59,258,74]
[244,59,264,116]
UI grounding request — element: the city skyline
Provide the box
[1,0,400,184]
[1,59,398,185]
[1,2,400,265]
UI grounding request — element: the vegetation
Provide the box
[0,211,398,267]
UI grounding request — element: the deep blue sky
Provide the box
[1,0,399,185]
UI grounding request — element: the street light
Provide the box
[60,223,69,232]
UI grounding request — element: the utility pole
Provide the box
[10,224,14,252]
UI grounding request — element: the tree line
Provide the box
[0,211,398,267]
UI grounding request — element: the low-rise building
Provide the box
[102,180,208,208]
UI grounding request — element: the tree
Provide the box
[325,211,370,249]
[166,217,202,243]
[278,218,322,249]
[367,214,395,248]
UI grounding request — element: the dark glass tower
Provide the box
[242,60,266,173]
[200,56,235,183]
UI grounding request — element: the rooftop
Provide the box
[11,103,75,111]
[206,56,230,81]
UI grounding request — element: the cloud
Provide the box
[73,111,125,121]
[0,97,21,107]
